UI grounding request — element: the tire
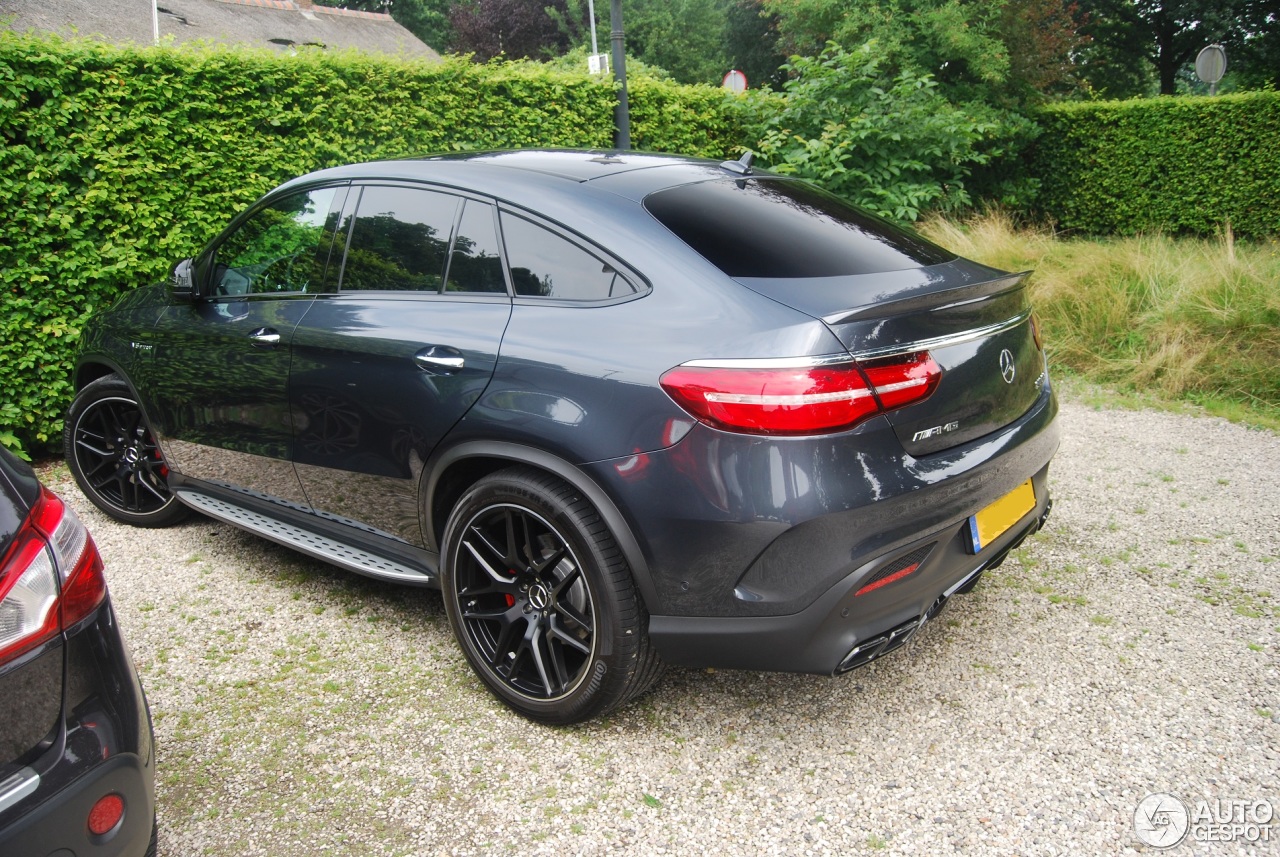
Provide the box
[64,374,188,527]
[441,466,663,724]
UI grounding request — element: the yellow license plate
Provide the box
[967,479,1036,553]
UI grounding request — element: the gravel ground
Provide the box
[40,394,1280,856]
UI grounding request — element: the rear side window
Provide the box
[500,213,637,301]
[341,186,459,292]
[643,178,955,278]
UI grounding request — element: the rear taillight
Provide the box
[660,352,941,436]
[0,487,106,666]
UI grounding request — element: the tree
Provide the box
[1077,0,1280,96]
[1232,20,1280,90]
[765,0,1006,100]
[1000,0,1092,99]
[724,0,787,89]
[547,0,783,86]
[448,0,569,60]
[755,42,999,221]
[763,0,1090,103]
[619,0,733,84]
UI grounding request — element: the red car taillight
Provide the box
[0,487,106,666]
[660,352,941,436]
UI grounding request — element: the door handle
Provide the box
[248,327,281,347]
[414,345,465,374]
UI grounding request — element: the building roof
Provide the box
[1,0,439,59]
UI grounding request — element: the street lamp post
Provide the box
[610,0,629,149]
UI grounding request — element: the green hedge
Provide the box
[1026,92,1280,238]
[0,33,752,456]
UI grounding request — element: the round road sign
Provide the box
[1195,45,1227,84]
[722,70,748,93]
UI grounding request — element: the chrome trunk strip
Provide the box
[680,311,1032,369]
[847,310,1032,361]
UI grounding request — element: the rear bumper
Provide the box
[0,600,156,856]
[648,463,1053,675]
[0,753,155,857]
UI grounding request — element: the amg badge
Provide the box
[912,421,960,442]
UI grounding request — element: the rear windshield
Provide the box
[643,178,955,278]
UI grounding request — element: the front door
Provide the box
[142,185,347,506]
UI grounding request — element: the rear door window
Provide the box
[445,201,507,294]
[340,186,459,292]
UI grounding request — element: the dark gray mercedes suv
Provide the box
[65,150,1059,723]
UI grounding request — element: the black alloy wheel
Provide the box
[442,467,662,724]
[455,502,595,698]
[65,374,187,527]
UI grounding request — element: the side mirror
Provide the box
[169,258,196,301]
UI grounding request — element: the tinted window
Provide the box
[341,186,459,292]
[445,201,506,294]
[501,214,636,301]
[214,187,341,296]
[643,179,955,278]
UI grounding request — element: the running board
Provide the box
[176,489,435,585]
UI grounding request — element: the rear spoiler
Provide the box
[733,259,1030,326]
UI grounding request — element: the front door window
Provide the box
[213,187,343,296]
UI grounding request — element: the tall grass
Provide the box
[920,213,1280,426]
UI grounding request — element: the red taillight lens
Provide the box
[1030,313,1044,351]
[861,351,942,411]
[660,352,941,436]
[87,793,125,836]
[0,487,106,666]
[0,528,60,664]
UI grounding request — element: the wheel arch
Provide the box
[424,442,659,612]
[74,358,127,393]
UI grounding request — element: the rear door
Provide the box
[289,184,511,546]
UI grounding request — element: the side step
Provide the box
[177,489,435,585]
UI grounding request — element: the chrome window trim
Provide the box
[679,311,1031,369]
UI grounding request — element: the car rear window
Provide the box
[643,178,955,278]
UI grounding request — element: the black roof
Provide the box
[283,149,764,206]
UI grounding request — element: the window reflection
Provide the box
[445,201,506,294]
[215,187,341,295]
[501,213,636,301]
[341,187,458,292]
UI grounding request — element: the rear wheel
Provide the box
[64,374,187,527]
[441,467,662,724]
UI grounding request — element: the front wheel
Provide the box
[64,374,188,527]
[441,467,662,724]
